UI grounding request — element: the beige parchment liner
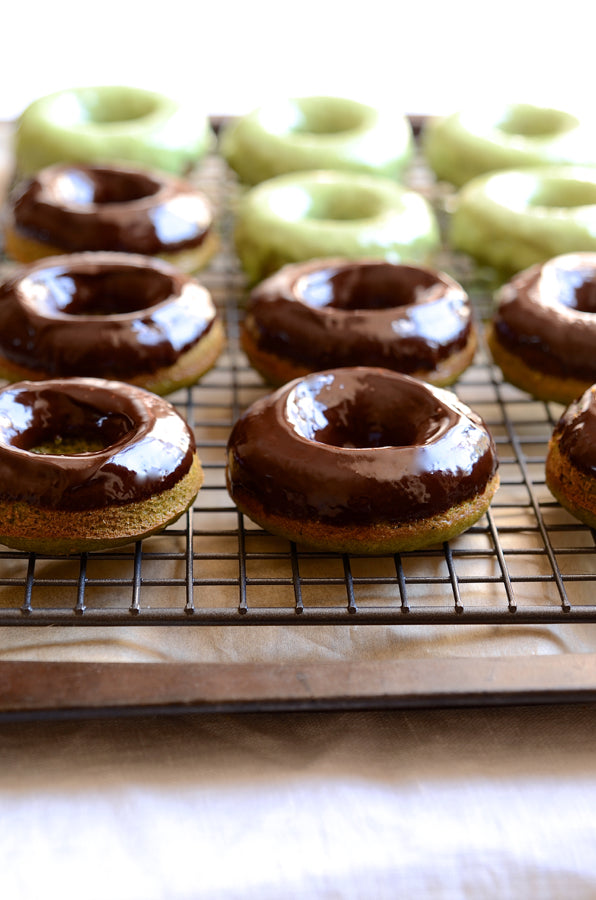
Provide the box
[1,125,596,669]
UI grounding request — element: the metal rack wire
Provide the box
[2,147,596,630]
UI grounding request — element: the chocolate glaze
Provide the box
[9,163,212,254]
[492,253,596,379]
[0,377,196,509]
[552,385,596,476]
[244,259,473,373]
[0,253,217,379]
[227,367,498,525]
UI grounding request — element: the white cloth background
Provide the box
[2,704,596,899]
[0,1,594,121]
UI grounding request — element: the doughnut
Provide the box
[0,376,202,554]
[242,259,477,387]
[424,103,591,187]
[487,252,596,405]
[546,385,596,529]
[3,162,219,272]
[450,167,596,276]
[233,170,440,284]
[14,85,213,177]
[0,252,225,396]
[220,95,414,185]
[226,367,499,554]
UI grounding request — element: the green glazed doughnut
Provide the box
[450,166,596,276]
[220,95,414,185]
[423,103,593,187]
[15,85,214,176]
[233,170,440,284]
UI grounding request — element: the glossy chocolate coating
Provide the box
[9,163,212,254]
[245,259,473,372]
[227,367,497,525]
[0,377,196,509]
[0,253,217,378]
[552,385,596,476]
[492,253,596,379]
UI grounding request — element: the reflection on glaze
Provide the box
[0,378,195,509]
[9,163,212,254]
[227,367,497,525]
[286,373,335,440]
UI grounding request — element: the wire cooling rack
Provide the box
[1,141,596,634]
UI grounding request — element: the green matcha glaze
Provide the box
[424,103,593,187]
[220,96,414,185]
[451,167,596,276]
[233,170,440,284]
[15,86,214,176]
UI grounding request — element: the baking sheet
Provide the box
[2,123,596,717]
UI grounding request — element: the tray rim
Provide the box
[2,654,596,720]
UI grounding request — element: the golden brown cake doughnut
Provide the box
[4,163,218,273]
[242,259,477,387]
[226,367,499,554]
[0,252,225,396]
[0,377,203,554]
[487,252,596,404]
[546,385,596,529]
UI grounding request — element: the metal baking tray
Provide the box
[2,126,596,719]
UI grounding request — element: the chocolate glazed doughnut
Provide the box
[546,385,596,529]
[0,252,225,395]
[487,252,596,404]
[226,367,499,554]
[0,377,203,554]
[242,259,477,386]
[4,163,218,273]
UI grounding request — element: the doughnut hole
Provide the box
[52,87,162,127]
[527,177,596,209]
[568,275,596,312]
[49,167,161,205]
[296,262,441,310]
[284,97,365,134]
[6,390,134,455]
[495,104,579,138]
[268,181,387,223]
[485,172,596,214]
[542,259,596,312]
[22,265,174,317]
[271,97,368,137]
[287,371,450,448]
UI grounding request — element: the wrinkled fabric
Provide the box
[2,705,596,899]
